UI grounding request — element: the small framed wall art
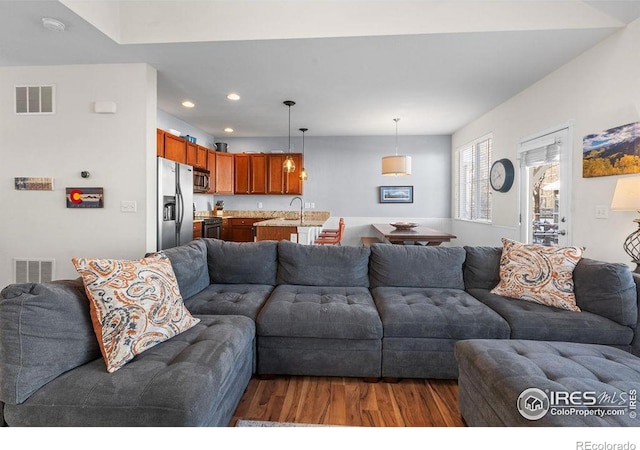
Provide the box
[66,187,104,208]
[379,186,413,203]
[14,177,54,191]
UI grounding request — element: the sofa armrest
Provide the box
[631,273,640,356]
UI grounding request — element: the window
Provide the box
[455,134,492,222]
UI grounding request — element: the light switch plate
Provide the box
[121,200,137,213]
[595,205,608,219]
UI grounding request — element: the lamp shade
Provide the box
[611,177,640,210]
[382,155,412,176]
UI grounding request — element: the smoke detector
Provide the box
[42,18,66,32]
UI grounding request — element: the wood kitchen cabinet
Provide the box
[234,154,267,194]
[164,133,187,163]
[214,152,234,194]
[267,153,303,195]
[255,226,298,242]
[193,221,203,239]
[157,129,165,157]
[206,150,216,194]
[229,218,256,242]
[187,142,208,169]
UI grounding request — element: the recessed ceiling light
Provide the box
[181,100,195,108]
[226,93,240,101]
[42,17,66,32]
[224,127,234,133]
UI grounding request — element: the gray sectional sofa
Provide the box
[1,238,639,426]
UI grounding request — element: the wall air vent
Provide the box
[15,85,55,115]
[14,258,55,283]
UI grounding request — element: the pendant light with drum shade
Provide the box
[283,101,296,173]
[299,127,308,181]
[382,118,411,176]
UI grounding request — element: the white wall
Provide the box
[452,18,640,265]
[0,63,157,288]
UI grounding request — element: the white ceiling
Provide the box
[2,1,640,137]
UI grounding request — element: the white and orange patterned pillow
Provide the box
[490,238,584,312]
[72,253,199,373]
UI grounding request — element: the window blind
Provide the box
[521,143,560,167]
[455,135,492,222]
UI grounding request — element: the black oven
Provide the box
[203,217,222,239]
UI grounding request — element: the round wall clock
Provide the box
[489,158,515,193]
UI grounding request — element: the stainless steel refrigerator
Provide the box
[157,157,194,250]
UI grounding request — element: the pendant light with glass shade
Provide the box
[299,127,308,181]
[283,100,296,173]
[382,118,412,176]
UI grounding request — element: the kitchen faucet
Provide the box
[290,196,304,224]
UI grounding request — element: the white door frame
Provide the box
[518,122,574,245]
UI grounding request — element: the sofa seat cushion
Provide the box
[184,284,273,320]
[257,285,382,340]
[455,339,640,426]
[3,315,255,427]
[371,287,510,339]
[469,288,634,345]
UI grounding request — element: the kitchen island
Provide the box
[254,217,327,244]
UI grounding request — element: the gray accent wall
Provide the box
[212,135,452,218]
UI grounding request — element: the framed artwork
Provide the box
[14,177,54,191]
[66,187,104,208]
[583,122,640,178]
[379,186,413,203]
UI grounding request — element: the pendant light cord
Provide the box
[394,118,400,156]
[288,104,291,153]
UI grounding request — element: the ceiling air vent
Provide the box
[14,258,55,283]
[15,85,55,115]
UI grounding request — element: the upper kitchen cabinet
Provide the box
[187,142,208,169]
[234,154,267,194]
[157,129,165,157]
[215,152,234,194]
[267,153,303,195]
[163,133,187,164]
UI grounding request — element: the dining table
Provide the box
[372,223,457,246]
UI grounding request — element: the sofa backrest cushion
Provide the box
[369,244,466,289]
[0,280,101,404]
[160,239,209,300]
[573,258,638,327]
[277,240,371,287]
[463,246,502,290]
[206,239,277,285]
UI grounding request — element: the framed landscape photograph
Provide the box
[583,122,640,178]
[379,186,413,203]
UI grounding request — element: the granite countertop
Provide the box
[195,210,330,222]
[253,218,327,227]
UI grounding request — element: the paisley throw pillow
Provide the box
[72,253,200,372]
[490,238,583,312]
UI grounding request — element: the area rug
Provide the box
[236,420,323,427]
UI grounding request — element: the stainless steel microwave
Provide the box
[193,168,210,193]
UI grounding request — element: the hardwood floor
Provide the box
[230,375,465,427]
